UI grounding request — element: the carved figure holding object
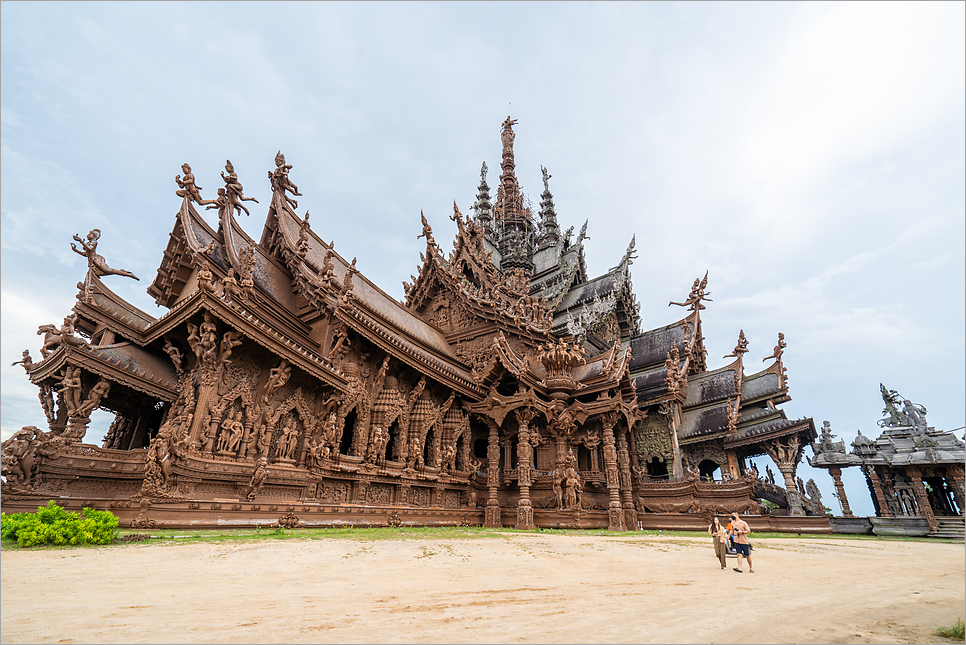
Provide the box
[221,159,259,217]
[71,229,139,281]
[11,349,32,371]
[269,151,301,210]
[175,163,216,205]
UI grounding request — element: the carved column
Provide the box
[484,420,502,528]
[515,408,536,530]
[354,478,369,505]
[617,428,637,530]
[397,482,411,506]
[189,366,221,449]
[764,436,806,516]
[662,402,684,479]
[601,412,624,531]
[906,466,938,533]
[948,465,965,515]
[828,466,854,517]
[864,465,892,517]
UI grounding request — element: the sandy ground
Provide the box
[1,533,963,644]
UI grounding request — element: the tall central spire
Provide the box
[495,116,535,274]
[496,116,524,224]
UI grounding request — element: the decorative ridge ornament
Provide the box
[175,163,216,206]
[269,151,302,211]
[219,159,259,217]
[71,229,139,281]
[669,271,711,311]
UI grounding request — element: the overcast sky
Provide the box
[2,2,963,517]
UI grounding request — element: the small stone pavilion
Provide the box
[809,385,965,538]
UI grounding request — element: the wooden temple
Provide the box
[1,119,824,531]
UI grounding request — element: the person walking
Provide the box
[730,512,754,573]
[709,516,728,570]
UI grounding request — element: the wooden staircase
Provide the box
[930,516,965,541]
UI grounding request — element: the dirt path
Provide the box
[2,533,963,644]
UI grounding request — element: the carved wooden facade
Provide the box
[2,124,819,529]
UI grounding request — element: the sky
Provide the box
[2,1,963,517]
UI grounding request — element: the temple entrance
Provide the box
[424,427,436,467]
[385,419,399,462]
[646,457,669,480]
[474,438,487,459]
[698,459,720,481]
[577,445,591,471]
[340,411,357,456]
[454,433,466,470]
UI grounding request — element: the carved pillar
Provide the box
[665,402,684,479]
[828,466,854,517]
[865,465,892,518]
[725,449,740,480]
[601,412,624,531]
[204,410,224,454]
[617,428,637,531]
[948,465,965,515]
[515,408,535,530]
[484,420,501,528]
[238,420,255,459]
[906,466,938,533]
[764,436,806,516]
[777,465,805,516]
[397,482,411,506]
[189,367,221,449]
[124,413,151,451]
[354,478,369,505]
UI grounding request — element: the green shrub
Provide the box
[936,617,965,640]
[1,501,118,547]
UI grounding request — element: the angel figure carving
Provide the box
[221,159,259,216]
[175,163,216,205]
[71,229,139,280]
[269,151,302,210]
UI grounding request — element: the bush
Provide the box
[936,617,965,640]
[1,501,119,547]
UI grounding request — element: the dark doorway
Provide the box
[698,459,720,481]
[647,457,669,480]
[385,419,399,462]
[340,411,356,456]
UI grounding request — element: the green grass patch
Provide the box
[936,617,965,641]
[2,521,955,550]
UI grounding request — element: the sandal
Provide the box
[733,568,742,572]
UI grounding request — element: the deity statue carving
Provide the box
[175,163,216,205]
[764,332,786,362]
[75,378,111,417]
[669,271,711,311]
[162,337,183,374]
[500,116,518,149]
[246,458,270,501]
[723,329,749,361]
[57,367,83,417]
[277,416,301,461]
[805,478,824,514]
[269,151,302,210]
[219,159,259,217]
[71,229,139,281]
[1,426,42,488]
[11,349,32,371]
[196,260,216,293]
[417,211,436,248]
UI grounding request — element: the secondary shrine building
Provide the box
[2,118,826,532]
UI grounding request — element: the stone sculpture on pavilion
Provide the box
[809,386,964,537]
